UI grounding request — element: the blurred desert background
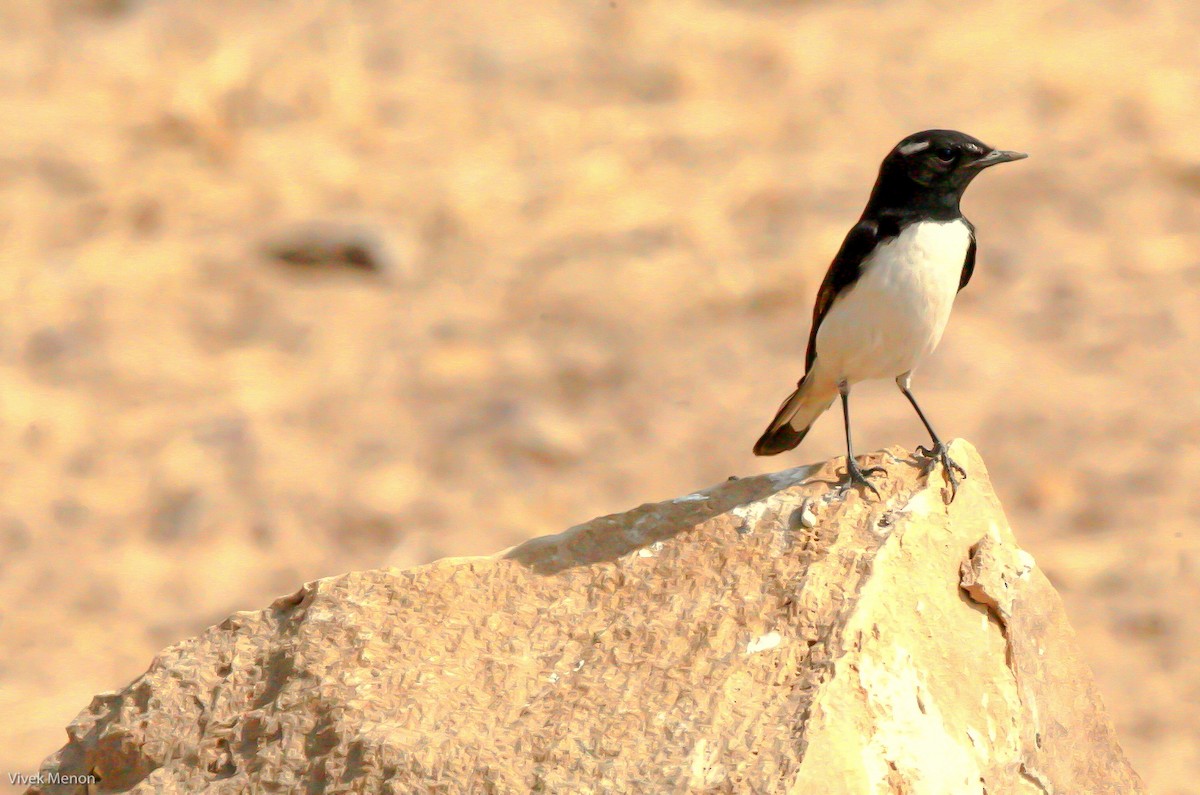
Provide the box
[1,0,1197,791]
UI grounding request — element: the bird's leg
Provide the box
[836,380,886,498]
[895,373,966,502]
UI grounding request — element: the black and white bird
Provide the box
[753,130,1026,501]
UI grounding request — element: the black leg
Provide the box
[837,381,885,498]
[896,376,966,502]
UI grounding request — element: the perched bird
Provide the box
[753,130,1026,501]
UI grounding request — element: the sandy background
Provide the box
[1,0,1196,791]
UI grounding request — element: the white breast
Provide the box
[813,219,971,384]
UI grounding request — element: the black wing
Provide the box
[958,221,977,292]
[803,217,898,372]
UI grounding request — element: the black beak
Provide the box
[971,149,1028,169]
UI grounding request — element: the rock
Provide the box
[27,440,1144,794]
[261,221,395,276]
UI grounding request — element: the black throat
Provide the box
[861,168,965,224]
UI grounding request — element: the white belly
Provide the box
[814,219,970,383]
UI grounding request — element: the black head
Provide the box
[866,129,1027,217]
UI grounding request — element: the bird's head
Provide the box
[881,130,1027,194]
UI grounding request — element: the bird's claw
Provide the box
[916,443,966,503]
[835,460,886,500]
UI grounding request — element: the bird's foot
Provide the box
[835,458,887,500]
[916,442,967,503]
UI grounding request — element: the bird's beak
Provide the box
[971,149,1028,168]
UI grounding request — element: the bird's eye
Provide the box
[935,147,957,162]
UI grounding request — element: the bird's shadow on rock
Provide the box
[502,463,826,575]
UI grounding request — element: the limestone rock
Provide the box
[28,441,1144,794]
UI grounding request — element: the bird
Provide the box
[752,129,1026,502]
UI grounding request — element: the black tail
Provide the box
[752,375,835,456]
[753,420,813,456]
